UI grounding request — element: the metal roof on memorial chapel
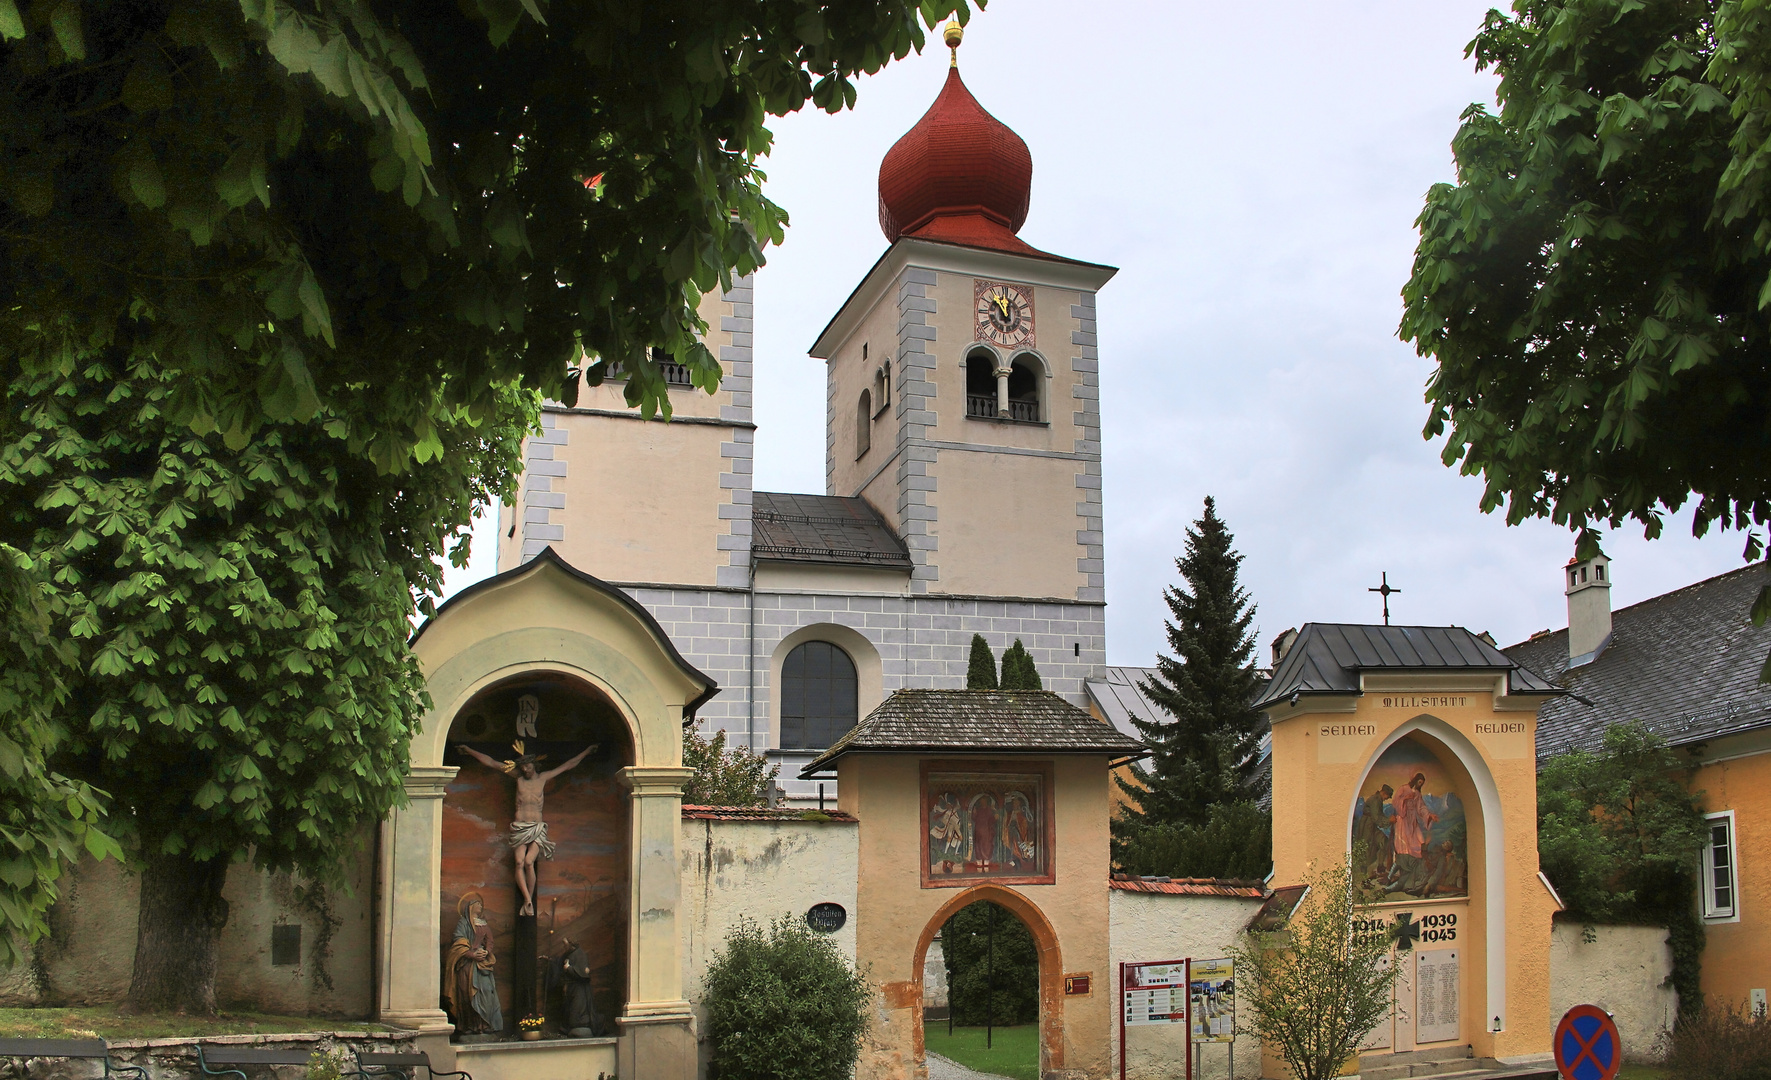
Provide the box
[1251,623,1562,711]
[799,689,1146,776]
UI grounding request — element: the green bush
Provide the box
[704,916,869,1080]
[999,641,1042,691]
[1662,1001,1771,1080]
[943,901,1038,1026]
[1114,801,1272,880]
[967,634,999,690]
[1537,723,1707,1014]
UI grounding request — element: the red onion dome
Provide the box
[877,65,1033,243]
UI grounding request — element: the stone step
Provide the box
[1362,1045,1474,1067]
[1356,1063,1558,1080]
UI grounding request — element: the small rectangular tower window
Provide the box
[1703,811,1738,920]
[271,923,302,965]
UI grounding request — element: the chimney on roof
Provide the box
[1271,628,1299,668]
[1565,549,1612,668]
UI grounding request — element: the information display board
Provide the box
[1122,961,1188,1026]
[1188,958,1235,1042]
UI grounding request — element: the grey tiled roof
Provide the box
[1504,564,1771,762]
[1086,665,1275,810]
[1084,665,1167,740]
[799,689,1145,776]
[1252,623,1562,711]
[751,492,912,569]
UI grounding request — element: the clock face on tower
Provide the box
[974,280,1035,349]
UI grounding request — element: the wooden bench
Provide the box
[196,1045,320,1080]
[0,1038,147,1080]
[348,1052,469,1080]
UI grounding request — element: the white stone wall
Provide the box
[1107,889,1266,1080]
[630,584,1107,800]
[679,815,861,1078]
[1549,921,1676,1062]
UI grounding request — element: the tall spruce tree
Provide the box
[1116,498,1266,836]
[967,634,999,690]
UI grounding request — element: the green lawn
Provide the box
[923,1022,1039,1080]
[0,1005,388,1041]
[1616,1067,1673,1080]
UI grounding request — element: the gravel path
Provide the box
[924,1051,1016,1080]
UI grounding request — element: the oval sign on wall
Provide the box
[805,902,847,933]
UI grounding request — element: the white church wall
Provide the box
[1108,888,1265,1080]
[623,585,1108,804]
[1548,921,1676,1062]
[678,813,860,1080]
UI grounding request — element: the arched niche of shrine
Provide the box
[1345,720,1498,1053]
[440,671,633,1040]
[1347,728,1486,910]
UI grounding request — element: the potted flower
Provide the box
[519,1016,545,1041]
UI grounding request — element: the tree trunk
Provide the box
[125,851,230,1014]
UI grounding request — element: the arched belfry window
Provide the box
[965,349,998,419]
[1007,355,1041,422]
[780,641,858,750]
[856,389,872,458]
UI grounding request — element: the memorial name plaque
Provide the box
[1415,948,1459,1044]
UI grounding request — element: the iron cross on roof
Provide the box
[1369,572,1400,626]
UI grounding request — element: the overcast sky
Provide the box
[445,0,1749,666]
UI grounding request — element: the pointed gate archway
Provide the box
[912,884,1065,1075]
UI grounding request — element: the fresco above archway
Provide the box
[1351,736,1469,902]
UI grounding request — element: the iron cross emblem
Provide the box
[1369,571,1401,625]
[1392,911,1421,952]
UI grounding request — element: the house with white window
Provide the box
[1506,555,1771,1015]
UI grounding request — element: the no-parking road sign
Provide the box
[1554,1004,1621,1080]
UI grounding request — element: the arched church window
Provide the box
[856,389,872,458]
[780,641,858,750]
[965,349,997,419]
[1007,356,1041,422]
[872,364,890,415]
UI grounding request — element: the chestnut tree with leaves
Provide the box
[0,0,981,1010]
[1401,0,1771,671]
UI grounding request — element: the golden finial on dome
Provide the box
[943,20,963,66]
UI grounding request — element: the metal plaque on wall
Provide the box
[805,902,847,933]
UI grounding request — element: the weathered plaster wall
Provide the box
[1107,889,1265,1080]
[0,844,374,1016]
[1691,745,1771,1010]
[1548,921,1675,1062]
[678,814,860,1080]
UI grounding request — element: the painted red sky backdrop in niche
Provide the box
[440,678,632,1032]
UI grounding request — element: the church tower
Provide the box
[811,24,1116,604]
[495,27,1117,798]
